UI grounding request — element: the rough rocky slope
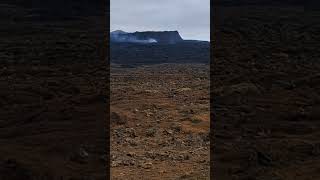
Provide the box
[0,2,108,179]
[212,4,320,180]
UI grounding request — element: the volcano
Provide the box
[110,30,184,44]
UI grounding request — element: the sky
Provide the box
[110,0,210,41]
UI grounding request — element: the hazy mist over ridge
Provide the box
[111,0,210,41]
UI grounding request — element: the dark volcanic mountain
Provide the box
[110,30,183,44]
[110,30,210,65]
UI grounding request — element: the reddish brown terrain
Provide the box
[212,5,320,180]
[110,64,210,179]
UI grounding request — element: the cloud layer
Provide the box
[111,0,210,41]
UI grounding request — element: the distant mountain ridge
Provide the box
[110,30,209,65]
[110,30,184,44]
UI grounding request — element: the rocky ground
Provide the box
[110,64,210,179]
[0,3,107,179]
[212,5,320,180]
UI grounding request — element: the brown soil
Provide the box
[110,64,210,179]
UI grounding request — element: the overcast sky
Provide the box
[111,0,210,41]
